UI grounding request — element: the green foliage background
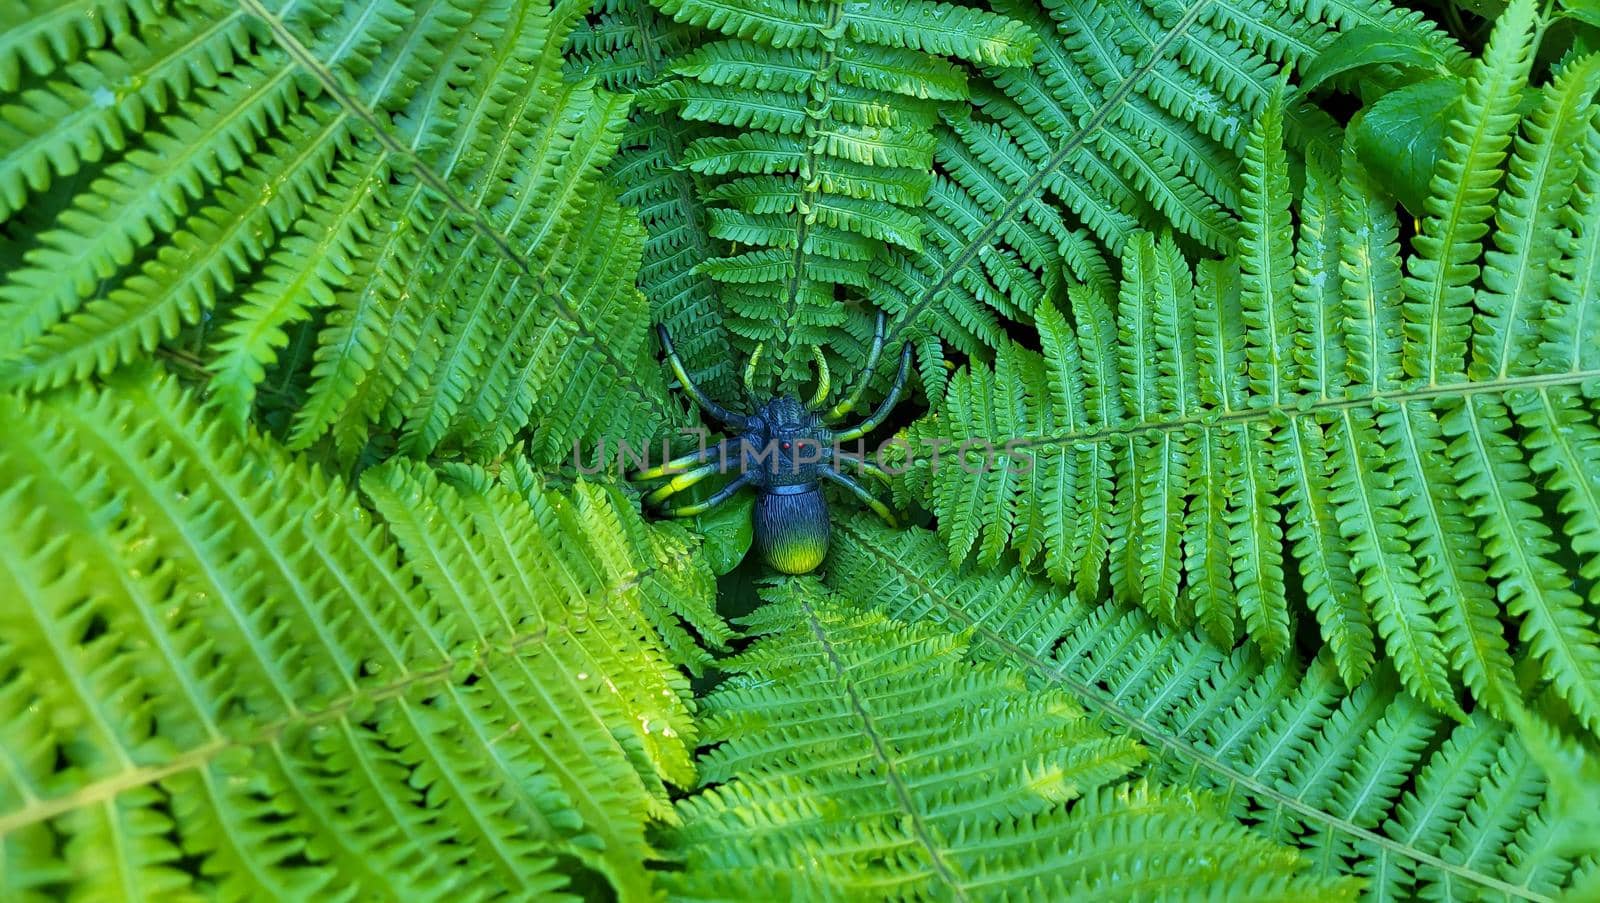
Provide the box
[1,0,1598,896]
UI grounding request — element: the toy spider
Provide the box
[635,315,911,574]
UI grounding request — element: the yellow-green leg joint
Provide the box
[644,461,720,506]
[660,473,757,518]
[822,467,897,528]
[807,346,830,409]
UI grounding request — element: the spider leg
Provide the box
[632,439,741,481]
[660,324,743,427]
[806,346,831,409]
[658,472,758,518]
[821,466,897,527]
[834,452,890,484]
[825,311,885,422]
[834,341,911,442]
[643,461,722,507]
[743,342,765,402]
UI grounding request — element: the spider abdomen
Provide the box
[754,485,830,574]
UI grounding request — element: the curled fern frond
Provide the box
[0,370,720,900]
[829,519,1598,900]
[668,575,1358,900]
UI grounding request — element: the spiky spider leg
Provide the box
[834,453,890,484]
[632,439,741,481]
[835,341,912,442]
[658,472,758,518]
[821,466,897,527]
[643,461,723,506]
[743,343,765,405]
[745,342,831,409]
[825,312,886,422]
[807,347,830,409]
[660,323,743,427]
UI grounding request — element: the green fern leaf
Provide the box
[642,0,1037,388]
[0,371,720,900]
[868,0,1453,384]
[829,518,1596,899]
[668,575,1357,900]
[0,0,666,466]
[1474,54,1600,383]
[1240,87,1300,408]
[895,21,1600,724]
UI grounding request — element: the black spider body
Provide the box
[737,396,830,488]
[738,396,836,574]
[753,481,831,574]
[637,319,910,574]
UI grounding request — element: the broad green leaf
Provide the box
[1562,0,1600,28]
[1351,77,1465,215]
[1300,25,1457,94]
[693,487,756,574]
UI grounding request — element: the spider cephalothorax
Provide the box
[635,315,910,574]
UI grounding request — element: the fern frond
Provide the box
[667,575,1357,900]
[868,0,1456,388]
[828,519,1595,900]
[0,371,719,900]
[0,0,666,464]
[1401,0,1537,387]
[896,41,1600,725]
[641,0,1036,388]
[568,0,740,402]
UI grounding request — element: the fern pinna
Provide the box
[897,1,1600,734]
[0,0,664,464]
[0,370,724,900]
[828,519,1599,900]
